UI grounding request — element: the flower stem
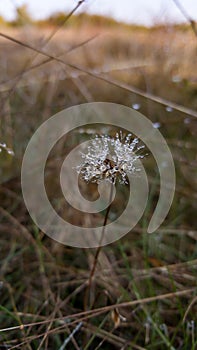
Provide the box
[84,182,114,310]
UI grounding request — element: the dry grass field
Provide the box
[0,17,197,349]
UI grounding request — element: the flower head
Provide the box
[76,133,145,184]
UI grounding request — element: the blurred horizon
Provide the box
[0,0,197,26]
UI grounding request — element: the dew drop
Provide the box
[165,106,173,112]
[0,142,6,148]
[132,103,141,110]
[7,149,14,156]
[172,75,181,83]
[153,122,161,129]
[184,117,191,124]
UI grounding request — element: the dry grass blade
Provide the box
[0,0,86,112]
[0,287,194,334]
[0,31,197,117]
[82,322,146,350]
[39,0,86,44]
[0,34,99,90]
[0,206,35,245]
[182,295,197,323]
[1,289,195,349]
[172,0,197,36]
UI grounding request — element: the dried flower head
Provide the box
[76,133,145,184]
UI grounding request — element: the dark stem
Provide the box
[84,182,114,310]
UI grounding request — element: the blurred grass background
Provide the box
[0,2,197,349]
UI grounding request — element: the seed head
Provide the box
[76,133,145,184]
